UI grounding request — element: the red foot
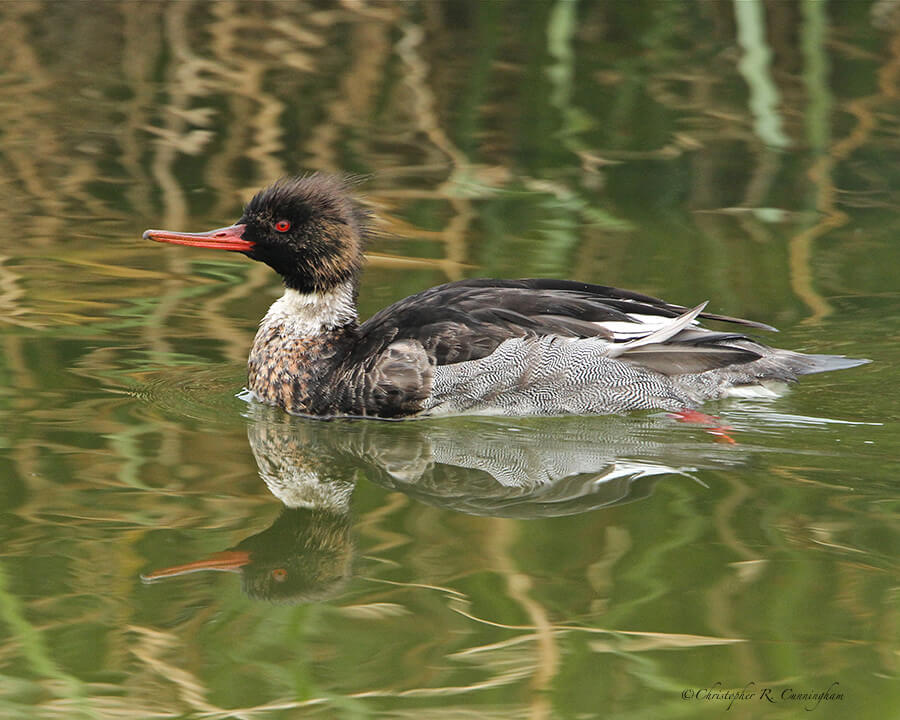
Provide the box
[669,409,737,444]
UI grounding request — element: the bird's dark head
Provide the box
[144,174,370,293]
[140,506,353,605]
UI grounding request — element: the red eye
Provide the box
[271,568,287,582]
[274,220,291,232]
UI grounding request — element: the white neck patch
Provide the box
[257,463,355,512]
[262,283,357,337]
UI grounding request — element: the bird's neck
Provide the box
[261,283,358,338]
[248,283,360,415]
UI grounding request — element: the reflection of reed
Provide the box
[1,0,881,341]
[396,19,473,281]
[487,518,558,720]
[305,12,398,171]
[1,3,64,238]
[0,256,41,329]
[707,473,766,685]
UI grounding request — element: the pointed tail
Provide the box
[788,353,870,376]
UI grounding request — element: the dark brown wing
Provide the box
[352,278,773,372]
[362,340,434,417]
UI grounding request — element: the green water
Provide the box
[0,1,897,718]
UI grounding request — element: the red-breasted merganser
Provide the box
[143,174,867,418]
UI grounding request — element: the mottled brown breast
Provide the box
[248,323,433,417]
[248,323,351,415]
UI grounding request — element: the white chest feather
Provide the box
[261,284,357,336]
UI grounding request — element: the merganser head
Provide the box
[141,507,353,604]
[143,174,369,293]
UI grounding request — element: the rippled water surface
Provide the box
[1,2,898,718]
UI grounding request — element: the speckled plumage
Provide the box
[248,286,434,417]
[145,173,869,419]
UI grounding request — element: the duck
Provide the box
[143,174,867,419]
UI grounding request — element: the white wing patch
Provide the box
[597,313,693,339]
[607,303,708,355]
[591,306,707,343]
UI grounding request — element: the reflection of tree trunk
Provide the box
[306,16,396,171]
[790,1,839,324]
[707,474,765,685]
[121,2,161,222]
[396,19,473,281]
[0,3,63,237]
[688,76,718,212]
[735,149,780,245]
[734,0,790,149]
[487,519,558,720]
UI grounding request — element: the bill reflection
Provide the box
[143,407,741,602]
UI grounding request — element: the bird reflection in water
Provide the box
[143,406,740,603]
